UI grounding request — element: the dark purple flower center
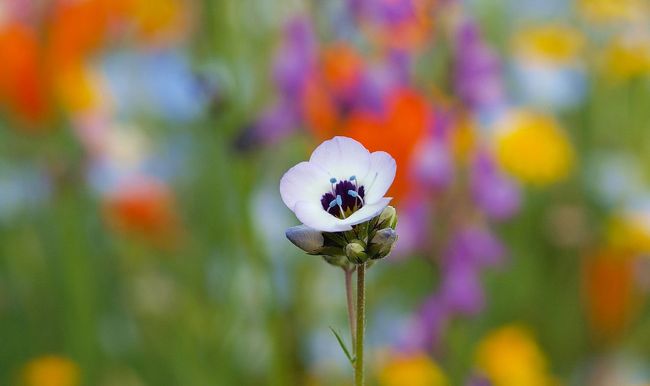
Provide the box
[320,178,366,218]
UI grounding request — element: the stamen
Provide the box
[336,195,346,218]
[348,189,364,205]
[350,175,359,190]
[321,179,365,218]
[329,177,337,194]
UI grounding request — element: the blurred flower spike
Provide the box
[281,136,398,266]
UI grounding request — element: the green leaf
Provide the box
[323,232,348,247]
[329,327,355,366]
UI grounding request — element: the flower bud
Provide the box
[322,254,351,269]
[368,228,398,259]
[377,206,398,230]
[345,240,368,264]
[286,225,324,254]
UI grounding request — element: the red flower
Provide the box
[104,178,181,247]
[343,88,430,201]
[0,23,51,128]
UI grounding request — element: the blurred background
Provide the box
[1,0,650,385]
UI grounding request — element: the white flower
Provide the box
[280,136,396,232]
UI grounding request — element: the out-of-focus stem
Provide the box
[344,268,356,352]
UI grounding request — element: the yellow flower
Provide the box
[379,352,448,386]
[127,0,186,41]
[451,113,476,164]
[578,0,648,24]
[476,325,553,386]
[495,110,574,186]
[513,24,584,64]
[23,355,80,386]
[606,214,650,254]
[601,35,650,81]
[56,65,102,113]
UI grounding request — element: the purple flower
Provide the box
[454,19,505,113]
[411,139,454,190]
[440,260,485,315]
[355,56,410,113]
[403,226,507,350]
[272,17,317,99]
[374,0,417,26]
[248,102,300,145]
[437,227,506,316]
[471,152,520,221]
[392,197,432,258]
[445,226,506,268]
[246,17,316,146]
[347,0,417,26]
[400,294,448,352]
[387,49,413,85]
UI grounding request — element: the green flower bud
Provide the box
[377,206,397,230]
[322,254,351,269]
[368,228,398,259]
[286,225,324,254]
[345,240,368,264]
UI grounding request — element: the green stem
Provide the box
[354,263,366,386]
[345,268,356,353]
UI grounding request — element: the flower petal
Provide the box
[294,200,353,232]
[293,198,392,232]
[309,136,371,181]
[362,151,396,203]
[339,197,392,227]
[280,161,331,211]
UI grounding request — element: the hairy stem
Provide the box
[354,263,366,386]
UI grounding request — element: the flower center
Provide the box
[320,176,365,219]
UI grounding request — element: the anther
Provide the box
[348,189,364,205]
[329,178,337,184]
